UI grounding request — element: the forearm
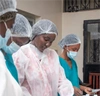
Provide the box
[58,65,74,96]
[79,78,84,85]
[80,85,85,91]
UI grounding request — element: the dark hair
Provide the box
[0,12,16,22]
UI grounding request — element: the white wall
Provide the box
[17,0,100,80]
[17,0,62,54]
[62,10,100,80]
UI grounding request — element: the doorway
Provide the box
[83,19,100,83]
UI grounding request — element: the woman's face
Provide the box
[64,43,81,53]
[32,33,56,52]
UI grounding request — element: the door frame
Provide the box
[83,19,100,83]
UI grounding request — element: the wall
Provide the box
[62,10,100,80]
[17,0,62,54]
[17,0,100,80]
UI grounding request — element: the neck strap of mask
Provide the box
[3,22,8,30]
[3,22,13,42]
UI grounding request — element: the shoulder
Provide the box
[18,44,32,55]
[44,48,59,63]
[13,44,30,62]
[44,48,58,56]
[59,56,64,61]
[71,59,78,68]
[20,43,30,50]
[71,59,77,64]
[59,56,68,67]
[59,56,66,63]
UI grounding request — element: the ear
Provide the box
[63,45,66,50]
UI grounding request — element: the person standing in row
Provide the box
[13,19,74,96]
[0,0,23,96]
[58,34,92,96]
[1,13,32,82]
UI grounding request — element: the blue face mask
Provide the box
[67,51,77,59]
[3,41,20,54]
[0,22,11,49]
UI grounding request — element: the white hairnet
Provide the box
[58,34,81,48]
[31,19,58,40]
[11,13,32,38]
[0,0,17,16]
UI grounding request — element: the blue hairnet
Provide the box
[11,13,32,38]
[31,19,58,40]
[58,34,81,49]
[0,0,17,16]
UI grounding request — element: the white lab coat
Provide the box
[13,43,74,96]
[0,51,23,96]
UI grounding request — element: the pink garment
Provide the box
[13,44,74,96]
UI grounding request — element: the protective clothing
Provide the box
[0,51,23,96]
[58,34,81,48]
[13,43,74,96]
[0,0,17,16]
[31,19,58,40]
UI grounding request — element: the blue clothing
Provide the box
[58,57,79,96]
[59,56,79,88]
[4,53,19,83]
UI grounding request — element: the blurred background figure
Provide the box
[13,19,74,96]
[2,13,32,82]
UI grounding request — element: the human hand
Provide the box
[82,86,92,95]
[73,86,83,96]
[84,87,92,94]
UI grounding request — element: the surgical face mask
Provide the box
[0,22,11,49]
[67,51,77,59]
[3,41,20,54]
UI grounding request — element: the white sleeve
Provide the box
[0,51,9,96]
[0,51,23,96]
[0,51,6,67]
[0,65,7,96]
[13,49,32,96]
[58,65,74,96]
